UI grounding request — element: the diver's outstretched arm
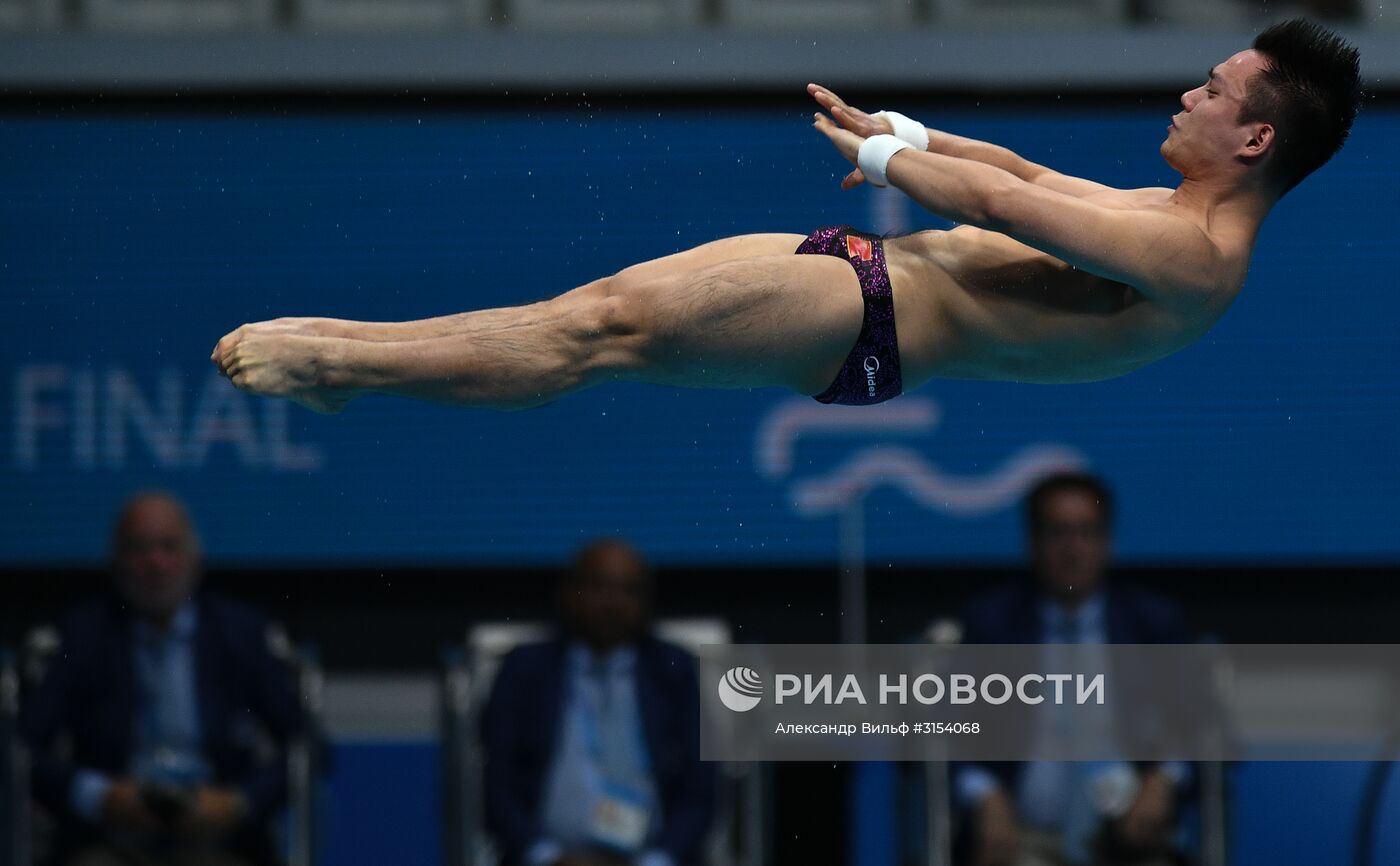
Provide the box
[807,82,1113,197]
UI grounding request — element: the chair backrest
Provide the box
[464,621,551,704]
[923,617,964,647]
[465,617,733,695]
[19,626,61,691]
[656,617,732,653]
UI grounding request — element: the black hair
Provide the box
[1241,17,1361,194]
[1024,471,1114,534]
[566,537,651,583]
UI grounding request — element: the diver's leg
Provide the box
[245,234,809,343]
[212,248,865,413]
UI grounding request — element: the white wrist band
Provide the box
[873,110,929,151]
[858,135,913,187]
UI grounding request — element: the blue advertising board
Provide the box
[3,106,1397,564]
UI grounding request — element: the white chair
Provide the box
[917,617,1231,866]
[465,620,551,699]
[10,624,323,866]
[655,617,733,653]
[446,617,764,866]
[465,617,732,689]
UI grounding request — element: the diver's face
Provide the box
[1163,49,1270,175]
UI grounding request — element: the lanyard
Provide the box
[576,663,652,780]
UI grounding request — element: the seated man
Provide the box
[480,539,715,866]
[19,492,304,866]
[956,473,1194,866]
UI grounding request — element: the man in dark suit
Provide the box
[19,492,303,866]
[480,539,715,866]
[957,472,1193,866]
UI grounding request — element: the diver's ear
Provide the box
[1241,121,1275,159]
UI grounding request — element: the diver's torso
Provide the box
[880,191,1246,386]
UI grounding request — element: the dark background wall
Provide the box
[5,563,1396,667]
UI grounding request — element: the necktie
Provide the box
[588,659,645,786]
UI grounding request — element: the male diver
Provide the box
[212,19,1360,415]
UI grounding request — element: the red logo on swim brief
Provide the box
[845,235,873,262]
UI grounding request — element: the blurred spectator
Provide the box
[480,539,715,866]
[955,473,1193,866]
[19,492,304,866]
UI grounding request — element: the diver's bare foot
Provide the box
[211,330,354,415]
[244,316,353,339]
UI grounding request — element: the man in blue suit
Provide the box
[480,539,716,866]
[19,492,303,866]
[956,473,1193,866]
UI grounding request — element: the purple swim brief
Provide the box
[795,225,903,406]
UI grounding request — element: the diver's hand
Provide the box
[812,111,869,190]
[808,83,895,188]
[807,83,894,138]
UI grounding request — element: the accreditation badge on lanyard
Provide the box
[580,676,655,854]
[588,778,653,853]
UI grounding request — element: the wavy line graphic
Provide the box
[754,398,941,480]
[790,443,1087,516]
